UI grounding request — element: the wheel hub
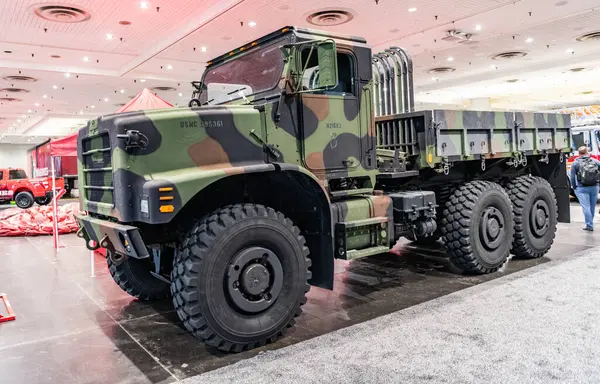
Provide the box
[530,199,550,237]
[480,206,505,251]
[226,247,283,313]
[241,264,270,296]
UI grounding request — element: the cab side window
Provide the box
[0,171,3,180]
[300,49,355,95]
[9,170,27,180]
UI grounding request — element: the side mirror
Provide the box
[315,40,337,89]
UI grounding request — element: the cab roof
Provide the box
[206,26,367,68]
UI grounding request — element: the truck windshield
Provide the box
[9,170,27,180]
[200,41,285,105]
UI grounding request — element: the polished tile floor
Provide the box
[0,203,597,384]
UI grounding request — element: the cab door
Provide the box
[300,49,363,175]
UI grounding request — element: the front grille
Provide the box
[81,132,114,205]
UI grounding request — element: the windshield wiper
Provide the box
[226,87,248,95]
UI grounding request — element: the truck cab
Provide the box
[0,168,64,209]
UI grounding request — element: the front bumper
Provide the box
[74,213,149,258]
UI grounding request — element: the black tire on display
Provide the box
[14,191,35,209]
[171,204,311,353]
[107,250,170,301]
[505,175,557,259]
[440,181,514,274]
[35,196,51,205]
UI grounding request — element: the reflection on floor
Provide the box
[0,203,597,384]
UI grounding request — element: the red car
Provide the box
[0,168,64,209]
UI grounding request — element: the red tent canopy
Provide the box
[49,88,174,156]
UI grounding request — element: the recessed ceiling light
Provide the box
[248,21,257,27]
[83,56,89,62]
[17,119,21,123]
[91,105,95,108]
[408,7,417,12]
[475,24,482,31]
[431,77,438,81]
[140,79,146,82]
[178,93,183,97]
[140,1,149,9]
[104,97,109,102]
[447,57,454,62]
[201,46,207,52]
[566,48,574,53]
[120,89,125,93]
[21,115,25,118]
[167,64,173,70]
[105,33,113,40]
[526,37,534,43]
[79,111,83,115]
[28,109,32,113]
[64,72,71,78]
[35,103,39,106]
[490,65,497,69]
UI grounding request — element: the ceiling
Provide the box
[1,0,599,145]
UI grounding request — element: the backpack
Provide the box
[577,157,600,186]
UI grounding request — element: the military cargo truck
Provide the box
[74,26,571,352]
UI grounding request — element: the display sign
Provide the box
[34,167,49,177]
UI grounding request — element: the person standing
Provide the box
[570,146,600,231]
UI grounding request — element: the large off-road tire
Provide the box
[14,191,34,209]
[505,175,557,259]
[107,250,170,301]
[35,196,51,205]
[440,181,514,274]
[171,204,311,353]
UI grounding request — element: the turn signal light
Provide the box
[160,205,174,213]
[158,187,173,192]
[159,196,173,201]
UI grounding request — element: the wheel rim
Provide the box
[17,196,29,207]
[226,246,283,314]
[529,199,550,238]
[479,206,506,251]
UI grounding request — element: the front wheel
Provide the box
[107,250,170,301]
[171,204,311,352]
[440,181,514,274]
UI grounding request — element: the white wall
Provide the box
[0,144,33,172]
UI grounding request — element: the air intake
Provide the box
[490,51,528,60]
[0,97,22,102]
[34,4,90,23]
[151,86,177,92]
[2,75,38,82]
[0,88,29,93]
[307,10,354,26]
[427,67,456,74]
[576,31,600,42]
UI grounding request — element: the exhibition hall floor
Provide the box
[0,203,598,384]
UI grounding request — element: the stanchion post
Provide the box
[51,158,59,249]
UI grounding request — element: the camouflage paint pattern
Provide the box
[74,25,572,261]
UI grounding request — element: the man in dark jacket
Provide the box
[570,146,600,231]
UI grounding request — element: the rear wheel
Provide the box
[35,196,51,205]
[505,175,557,258]
[107,250,170,301]
[14,191,34,209]
[171,204,311,352]
[440,181,514,274]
